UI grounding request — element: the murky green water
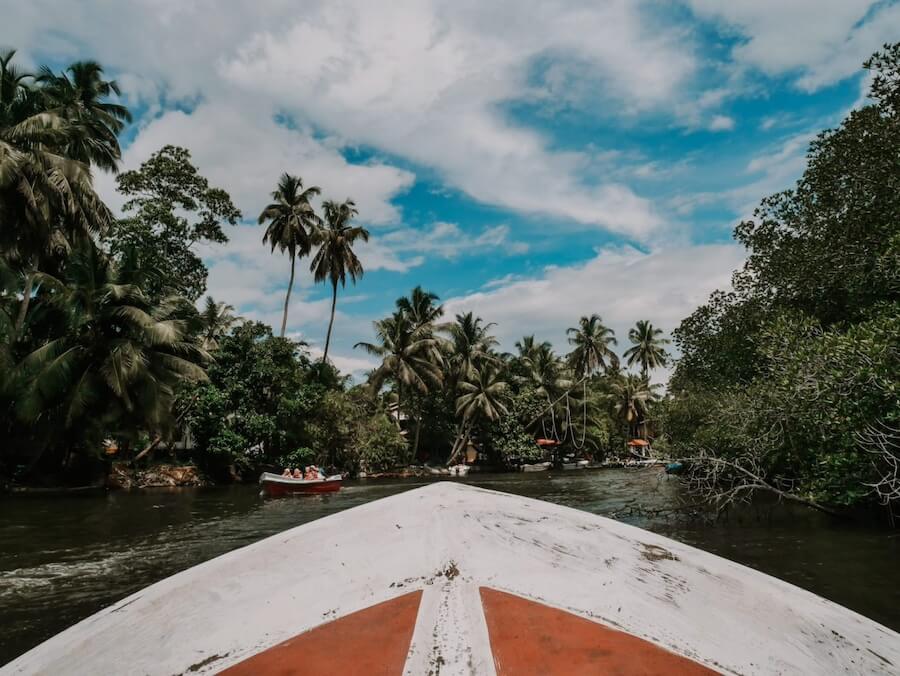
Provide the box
[1,468,898,665]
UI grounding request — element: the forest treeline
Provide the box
[0,44,897,519]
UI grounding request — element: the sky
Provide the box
[4,0,897,379]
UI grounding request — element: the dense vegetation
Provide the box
[0,49,666,486]
[1,43,896,524]
[663,44,900,520]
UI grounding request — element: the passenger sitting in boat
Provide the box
[281,468,292,478]
[304,466,318,480]
[292,468,303,479]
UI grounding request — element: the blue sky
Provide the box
[4,0,898,378]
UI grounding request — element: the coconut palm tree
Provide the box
[16,242,209,464]
[355,310,443,430]
[515,334,552,364]
[608,373,660,440]
[258,173,321,338]
[38,60,132,171]
[199,296,241,351]
[566,314,618,379]
[1,51,115,342]
[444,312,499,387]
[310,198,369,362]
[448,365,509,465]
[623,320,670,378]
[396,285,444,330]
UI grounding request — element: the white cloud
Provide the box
[685,0,900,90]
[708,114,735,131]
[444,243,746,381]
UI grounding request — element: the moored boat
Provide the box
[6,483,898,675]
[520,461,552,472]
[258,471,342,497]
[561,459,589,470]
[449,464,470,477]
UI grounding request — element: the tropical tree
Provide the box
[566,314,618,379]
[444,312,499,386]
[609,373,659,441]
[37,60,131,171]
[310,198,369,361]
[355,310,443,430]
[396,285,444,330]
[199,296,241,351]
[16,242,209,467]
[448,365,509,465]
[0,51,116,341]
[258,173,321,337]
[623,320,669,378]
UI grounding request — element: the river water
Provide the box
[1,468,898,665]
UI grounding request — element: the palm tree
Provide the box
[566,314,618,379]
[515,334,551,363]
[396,285,444,330]
[355,310,443,432]
[623,320,670,378]
[1,52,116,342]
[38,60,132,171]
[199,296,241,351]
[444,312,499,386]
[258,173,321,338]
[609,373,660,440]
[448,365,510,465]
[310,199,369,362]
[17,242,209,464]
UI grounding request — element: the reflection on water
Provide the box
[1,468,898,664]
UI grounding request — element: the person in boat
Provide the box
[292,468,303,479]
[281,468,292,478]
[304,465,318,480]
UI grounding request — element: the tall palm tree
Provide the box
[199,296,241,351]
[566,314,618,379]
[258,173,321,338]
[448,365,509,465]
[1,51,115,342]
[355,310,443,430]
[38,60,132,171]
[396,285,443,330]
[311,198,369,362]
[17,242,209,461]
[444,312,499,386]
[515,334,552,363]
[623,320,670,378]
[609,373,660,440]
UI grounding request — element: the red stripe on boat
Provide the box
[220,590,422,675]
[480,587,718,675]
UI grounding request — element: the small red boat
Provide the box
[259,472,343,497]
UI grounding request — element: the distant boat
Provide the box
[520,461,552,472]
[561,459,589,470]
[9,483,897,674]
[449,464,470,477]
[259,472,342,497]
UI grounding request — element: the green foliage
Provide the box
[669,44,900,510]
[106,145,241,301]
[355,415,407,472]
[486,388,546,465]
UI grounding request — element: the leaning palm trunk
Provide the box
[280,254,296,339]
[446,424,471,466]
[322,280,338,361]
[12,264,37,343]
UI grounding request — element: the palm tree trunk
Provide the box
[322,280,338,361]
[412,416,422,462]
[12,263,37,343]
[280,254,296,338]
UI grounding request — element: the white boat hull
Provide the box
[6,483,898,675]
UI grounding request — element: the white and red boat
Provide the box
[258,471,342,497]
[5,482,898,674]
